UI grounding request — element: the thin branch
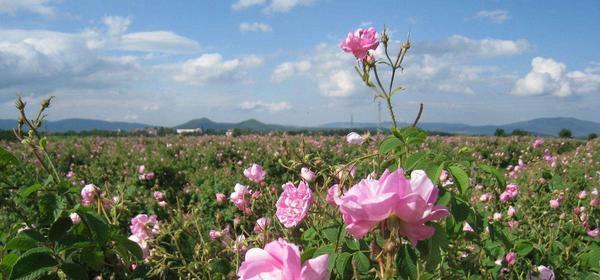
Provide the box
[412,103,424,127]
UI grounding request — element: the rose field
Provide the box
[0,25,599,280]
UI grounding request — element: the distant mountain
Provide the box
[176,118,292,131]
[1,117,598,137]
[0,118,149,132]
[322,117,600,137]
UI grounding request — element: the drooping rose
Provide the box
[238,238,329,280]
[244,163,266,183]
[340,27,380,60]
[276,181,313,228]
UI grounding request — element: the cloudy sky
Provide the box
[0,0,599,126]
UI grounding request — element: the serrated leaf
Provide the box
[77,210,109,244]
[405,152,426,171]
[49,217,72,242]
[60,262,87,279]
[353,252,370,272]
[5,236,37,251]
[9,249,57,280]
[397,245,418,280]
[479,164,506,186]
[345,239,360,251]
[335,252,352,276]
[2,254,18,268]
[17,183,41,199]
[515,240,534,257]
[379,136,403,154]
[301,247,316,263]
[301,228,317,242]
[112,234,143,261]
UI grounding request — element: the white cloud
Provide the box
[0,0,55,16]
[264,0,314,13]
[239,101,291,112]
[271,60,311,82]
[240,22,272,33]
[171,53,263,85]
[513,57,600,97]
[232,0,267,10]
[475,10,510,23]
[423,35,529,58]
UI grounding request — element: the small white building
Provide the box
[176,128,202,134]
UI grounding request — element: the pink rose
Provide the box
[507,206,516,217]
[335,169,449,245]
[276,182,313,228]
[527,265,555,280]
[243,163,266,183]
[479,193,492,203]
[500,184,519,202]
[230,184,252,211]
[130,214,160,240]
[532,138,544,148]
[549,199,560,209]
[505,252,517,266]
[463,222,474,233]
[254,217,271,233]
[578,191,587,199]
[215,193,226,205]
[238,238,329,280]
[326,184,340,206]
[153,191,165,202]
[69,213,81,225]
[340,27,380,60]
[346,132,364,145]
[588,228,599,238]
[300,167,316,182]
[81,184,98,207]
[138,165,145,174]
[128,234,150,259]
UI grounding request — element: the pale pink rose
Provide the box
[340,27,380,60]
[591,198,598,207]
[336,164,356,180]
[230,184,252,211]
[507,220,519,230]
[493,212,503,221]
[463,222,474,233]
[578,191,587,199]
[532,138,544,148]
[335,169,449,245]
[592,188,598,197]
[69,213,81,225]
[276,181,313,228]
[238,238,329,280]
[158,201,167,208]
[128,234,149,259]
[346,132,364,145]
[527,265,555,280]
[234,235,247,253]
[549,199,560,209]
[254,217,271,233]
[81,184,98,207]
[300,167,316,182]
[130,214,160,240]
[588,228,599,238]
[153,191,165,202]
[215,193,226,205]
[505,252,517,266]
[209,229,223,240]
[479,193,492,202]
[326,184,340,206]
[507,206,517,217]
[243,163,266,183]
[144,172,155,180]
[138,165,145,174]
[66,170,74,178]
[439,170,449,182]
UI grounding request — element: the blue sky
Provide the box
[0,0,599,126]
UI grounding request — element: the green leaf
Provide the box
[17,183,41,199]
[301,247,316,263]
[399,127,427,146]
[451,198,471,223]
[335,252,352,277]
[417,224,448,271]
[448,165,469,195]
[345,239,360,251]
[112,234,143,261]
[5,236,37,251]
[405,152,426,171]
[49,217,72,242]
[81,248,104,271]
[16,230,45,242]
[353,252,370,273]
[60,263,87,279]
[301,228,317,242]
[379,136,403,154]
[515,240,534,257]
[77,210,109,244]
[9,248,57,280]
[479,164,506,186]
[2,254,18,268]
[397,245,418,280]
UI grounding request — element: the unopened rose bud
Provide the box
[41,98,51,109]
[15,98,25,110]
[402,40,411,50]
[380,31,389,45]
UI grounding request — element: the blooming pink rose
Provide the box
[144,172,155,180]
[153,191,165,202]
[527,265,555,280]
[238,238,329,280]
[215,193,226,205]
[300,167,316,182]
[276,182,313,228]
[500,184,519,202]
[592,188,598,197]
[81,184,98,207]
[326,184,340,206]
[591,198,598,207]
[479,193,492,202]
[340,27,380,60]
[138,165,145,174]
[335,169,449,245]
[549,199,560,209]
[505,252,517,266]
[130,214,160,240]
[507,220,519,230]
[578,191,587,199]
[254,217,271,233]
[588,228,599,238]
[244,163,266,183]
[507,206,516,217]
[463,222,474,233]
[230,184,252,211]
[346,132,364,145]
